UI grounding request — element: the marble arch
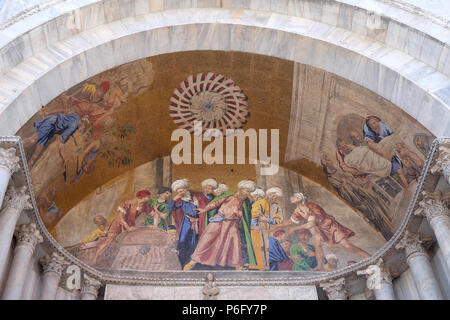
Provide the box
[0,0,449,296]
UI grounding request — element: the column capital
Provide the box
[0,147,20,175]
[357,258,392,290]
[431,144,450,185]
[395,231,427,261]
[81,274,102,299]
[40,252,68,276]
[319,277,347,300]
[415,191,450,223]
[14,223,43,253]
[3,186,32,213]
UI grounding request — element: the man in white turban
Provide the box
[250,187,265,206]
[192,178,218,235]
[250,186,284,270]
[183,180,257,270]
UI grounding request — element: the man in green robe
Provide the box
[144,187,172,230]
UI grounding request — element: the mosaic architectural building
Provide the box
[0,0,449,300]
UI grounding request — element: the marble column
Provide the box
[319,278,347,300]
[80,274,102,300]
[395,231,444,300]
[0,187,31,287]
[416,192,450,274]
[39,252,67,300]
[0,148,20,207]
[357,259,395,300]
[431,145,450,185]
[2,223,43,300]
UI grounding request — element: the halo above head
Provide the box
[365,114,381,122]
[171,179,189,192]
[201,178,218,188]
[237,180,256,192]
[266,186,283,197]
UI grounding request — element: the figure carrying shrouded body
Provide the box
[168,179,202,268]
[183,180,257,270]
[250,186,283,270]
[144,187,172,230]
[273,193,370,270]
[93,190,151,263]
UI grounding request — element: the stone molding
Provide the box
[0,147,20,175]
[430,145,450,185]
[40,252,68,276]
[395,231,427,262]
[415,191,450,223]
[14,223,43,252]
[319,278,347,300]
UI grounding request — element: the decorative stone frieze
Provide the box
[395,231,427,262]
[0,147,20,175]
[81,274,102,300]
[319,278,347,300]
[14,223,43,253]
[430,145,450,185]
[40,252,67,276]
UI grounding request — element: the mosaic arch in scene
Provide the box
[15,51,434,274]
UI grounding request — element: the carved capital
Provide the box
[357,259,392,290]
[0,147,20,175]
[40,252,67,276]
[319,278,347,300]
[395,231,426,261]
[415,191,450,223]
[3,186,32,213]
[431,145,450,185]
[81,274,102,299]
[14,223,43,252]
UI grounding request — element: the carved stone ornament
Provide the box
[395,231,426,261]
[430,145,450,185]
[81,274,102,298]
[40,252,68,276]
[14,223,43,252]
[319,278,347,300]
[357,259,392,290]
[3,186,32,213]
[0,147,20,175]
[202,273,220,299]
[415,191,450,223]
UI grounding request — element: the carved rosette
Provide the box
[395,231,427,262]
[14,223,43,252]
[40,252,67,277]
[81,274,102,299]
[357,259,392,290]
[3,186,32,214]
[319,278,347,300]
[0,147,20,175]
[431,145,450,185]
[415,191,450,224]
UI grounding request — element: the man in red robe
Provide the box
[183,180,256,270]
